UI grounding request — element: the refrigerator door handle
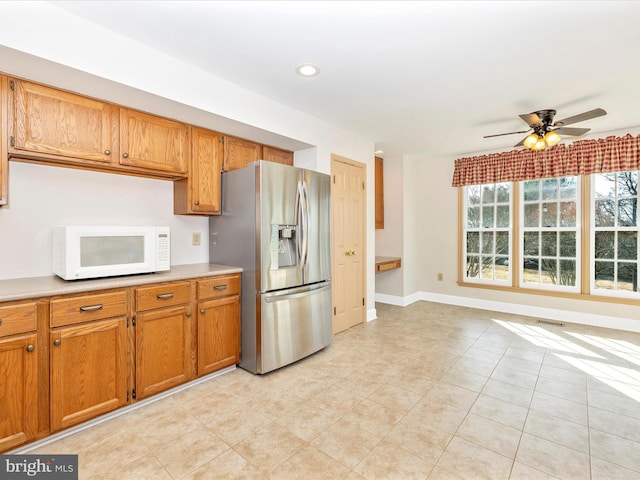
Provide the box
[264,281,331,303]
[302,179,311,269]
[297,180,308,270]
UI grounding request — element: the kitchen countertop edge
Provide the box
[0,263,243,302]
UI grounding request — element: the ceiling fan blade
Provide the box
[553,127,590,137]
[483,129,531,139]
[514,136,527,147]
[519,113,543,127]
[553,108,606,126]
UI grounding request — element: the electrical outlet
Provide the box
[437,273,443,281]
[192,232,201,246]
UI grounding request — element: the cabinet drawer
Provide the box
[51,291,127,327]
[197,274,240,301]
[135,281,191,312]
[0,302,37,337]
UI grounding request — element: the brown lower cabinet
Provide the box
[0,272,241,453]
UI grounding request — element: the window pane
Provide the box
[481,231,494,254]
[523,232,539,256]
[482,206,494,228]
[496,183,510,203]
[542,179,558,200]
[524,181,539,201]
[559,232,576,258]
[618,198,637,227]
[481,256,494,279]
[594,261,614,289]
[594,231,615,259]
[468,185,481,205]
[617,171,638,196]
[559,201,576,227]
[495,258,509,280]
[524,204,539,228]
[482,184,495,203]
[594,199,615,227]
[467,232,479,254]
[559,260,577,286]
[542,203,558,227]
[467,206,480,228]
[618,231,637,260]
[541,232,557,256]
[595,174,615,198]
[541,258,557,284]
[466,256,480,278]
[496,231,509,256]
[523,258,539,283]
[560,177,577,199]
[496,205,510,228]
[617,263,638,292]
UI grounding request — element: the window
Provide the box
[521,177,580,291]
[464,183,511,284]
[592,171,639,296]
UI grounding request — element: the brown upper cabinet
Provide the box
[222,135,261,171]
[375,156,384,229]
[174,127,223,215]
[9,78,188,178]
[119,108,188,175]
[0,75,7,206]
[263,145,294,166]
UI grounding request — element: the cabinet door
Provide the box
[0,334,38,452]
[119,108,189,175]
[223,136,261,171]
[135,305,191,399]
[50,317,128,431]
[1,75,8,206]
[11,79,117,164]
[197,296,240,376]
[262,145,294,166]
[174,127,223,215]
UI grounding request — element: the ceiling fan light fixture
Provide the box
[544,130,561,147]
[532,136,547,151]
[523,133,539,149]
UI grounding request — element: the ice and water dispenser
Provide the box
[270,224,297,269]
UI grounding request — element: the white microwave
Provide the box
[52,226,170,280]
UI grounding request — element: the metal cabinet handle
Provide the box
[186,312,192,317]
[104,149,111,155]
[0,318,3,326]
[26,344,35,352]
[157,293,174,300]
[195,201,200,206]
[200,309,206,314]
[122,152,129,158]
[351,250,357,256]
[80,304,103,312]
[213,285,227,291]
[53,339,62,347]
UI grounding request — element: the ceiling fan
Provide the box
[484,108,607,150]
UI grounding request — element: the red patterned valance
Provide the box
[451,134,640,187]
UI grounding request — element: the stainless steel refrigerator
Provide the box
[209,160,332,374]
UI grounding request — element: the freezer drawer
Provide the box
[254,281,332,374]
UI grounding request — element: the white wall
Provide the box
[0,1,376,312]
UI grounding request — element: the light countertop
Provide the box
[0,263,242,302]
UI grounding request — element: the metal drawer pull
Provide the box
[26,344,35,352]
[80,304,103,312]
[53,339,62,347]
[157,293,174,300]
[213,285,227,290]
[0,319,2,326]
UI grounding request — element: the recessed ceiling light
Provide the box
[295,63,320,77]
[374,149,385,155]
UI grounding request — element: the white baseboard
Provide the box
[367,308,377,322]
[375,291,640,333]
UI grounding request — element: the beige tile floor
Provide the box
[29,301,640,479]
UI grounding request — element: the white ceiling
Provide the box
[49,0,640,159]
